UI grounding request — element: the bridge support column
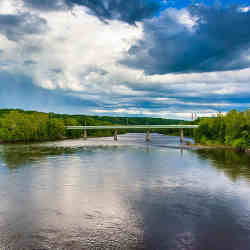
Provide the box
[114,129,118,141]
[180,128,184,144]
[83,129,87,140]
[146,129,150,142]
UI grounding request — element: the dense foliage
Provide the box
[194,110,250,150]
[0,110,119,143]
[0,111,65,142]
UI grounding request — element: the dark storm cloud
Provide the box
[23,0,66,11]
[122,5,250,74]
[0,13,47,41]
[69,0,162,24]
[23,0,162,24]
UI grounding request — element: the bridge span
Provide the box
[66,125,199,143]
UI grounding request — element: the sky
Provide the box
[0,0,249,120]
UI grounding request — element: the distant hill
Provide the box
[0,109,187,125]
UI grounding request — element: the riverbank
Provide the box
[0,132,127,145]
[1,134,249,155]
[186,141,250,155]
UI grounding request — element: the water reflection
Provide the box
[196,149,250,182]
[0,134,250,249]
[0,145,77,169]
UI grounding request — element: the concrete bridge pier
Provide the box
[114,129,118,141]
[180,128,184,144]
[146,129,150,142]
[83,129,87,140]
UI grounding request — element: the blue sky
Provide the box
[164,0,249,9]
[0,0,249,119]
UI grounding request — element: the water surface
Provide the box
[0,133,250,249]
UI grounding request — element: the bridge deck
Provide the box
[66,125,199,130]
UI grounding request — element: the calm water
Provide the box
[0,133,250,250]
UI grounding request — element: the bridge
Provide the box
[66,125,199,143]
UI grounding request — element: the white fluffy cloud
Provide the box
[0,0,249,118]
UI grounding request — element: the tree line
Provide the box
[194,110,250,150]
[0,110,114,143]
[0,109,184,143]
[0,109,249,150]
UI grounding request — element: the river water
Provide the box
[0,133,250,250]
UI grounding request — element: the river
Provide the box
[0,133,250,250]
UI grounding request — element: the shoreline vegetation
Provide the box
[191,110,249,153]
[0,109,249,153]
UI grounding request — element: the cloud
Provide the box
[22,0,66,11]
[0,1,249,119]
[0,13,47,41]
[0,5,143,90]
[23,0,162,24]
[122,5,250,74]
[0,71,101,114]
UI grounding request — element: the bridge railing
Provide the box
[66,125,199,130]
